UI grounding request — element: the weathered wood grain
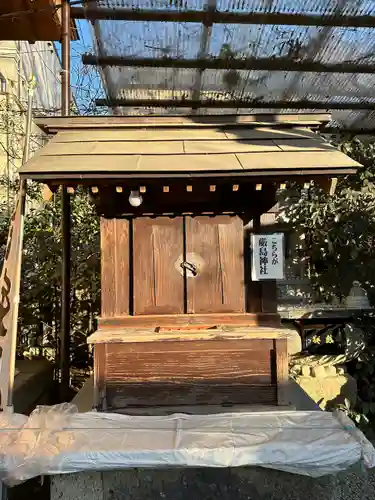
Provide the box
[97,312,281,329]
[133,217,184,314]
[100,218,116,317]
[106,383,277,408]
[100,218,130,317]
[88,325,291,344]
[261,281,278,313]
[92,337,283,409]
[185,215,245,314]
[275,338,289,406]
[93,335,289,409]
[105,340,273,385]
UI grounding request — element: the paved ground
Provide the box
[47,465,375,500]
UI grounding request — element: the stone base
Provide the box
[293,364,357,410]
[50,465,373,500]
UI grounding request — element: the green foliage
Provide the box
[0,180,100,369]
[281,136,375,434]
[279,136,375,305]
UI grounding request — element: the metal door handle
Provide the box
[180,261,198,276]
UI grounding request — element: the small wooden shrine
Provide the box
[18,113,360,413]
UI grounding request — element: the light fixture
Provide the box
[128,189,143,207]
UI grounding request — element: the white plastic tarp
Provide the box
[0,404,374,486]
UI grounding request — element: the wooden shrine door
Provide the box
[133,215,245,315]
[133,217,185,315]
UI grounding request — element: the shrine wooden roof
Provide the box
[19,113,361,180]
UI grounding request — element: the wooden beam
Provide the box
[330,177,338,195]
[34,112,332,133]
[98,313,280,329]
[71,6,375,28]
[94,97,375,110]
[316,177,339,195]
[83,54,375,74]
[320,126,375,135]
[24,168,358,181]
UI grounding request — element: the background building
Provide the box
[0,40,61,207]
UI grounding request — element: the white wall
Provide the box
[0,41,61,205]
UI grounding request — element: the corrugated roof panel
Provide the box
[97,0,374,15]
[83,0,375,128]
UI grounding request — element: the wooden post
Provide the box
[248,213,278,316]
[60,0,71,401]
[7,180,27,410]
[250,214,262,313]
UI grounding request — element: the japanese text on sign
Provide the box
[251,233,284,281]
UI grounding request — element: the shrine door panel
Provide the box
[185,215,245,314]
[133,217,184,315]
[101,218,130,317]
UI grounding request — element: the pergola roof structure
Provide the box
[73,0,375,131]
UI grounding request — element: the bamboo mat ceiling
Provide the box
[79,0,375,129]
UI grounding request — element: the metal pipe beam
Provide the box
[82,54,375,74]
[191,0,216,113]
[71,6,375,28]
[61,2,71,116]
[95,98,375,110]
[60,0,71,403]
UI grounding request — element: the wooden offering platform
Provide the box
[88,327,288,413]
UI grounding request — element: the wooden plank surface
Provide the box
[54,128,229,142]
[106,341,273,385]
[274,138,336,152]
[100,218,116,317]
[237,150,360,170]
[54,126,318,143]
[186,215,245,314]
[261,281,278,313]
[106,383,277,408]
[106,338,274,354]
[21,150,360,176]
[224,126,317,140]
[89,325,292,344]
[112,403,294,415]
[133,217,184,314]
[97,312,280,329]
[183,139,280,154]
[41,140,185,155]
[35,113,331,131]
[100,218,129,317]
[22,153,242,172]
[275,338,289,406]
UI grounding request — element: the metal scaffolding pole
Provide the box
[95,98,375,111]
[71,6,375,28]
[82,54,375,74]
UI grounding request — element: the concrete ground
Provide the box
[49,465,375,500]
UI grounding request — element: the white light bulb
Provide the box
[128,190,143,207]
